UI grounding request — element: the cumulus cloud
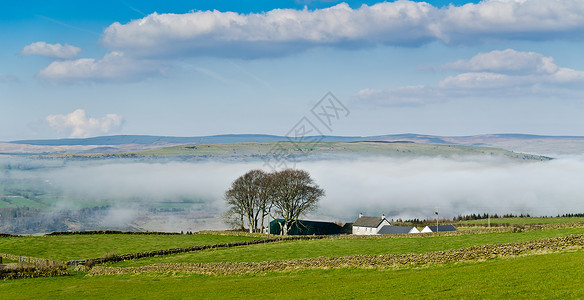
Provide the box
[27,1,584,83]
[101,2,435,58]
[99,0,584,58]
[20,41,81,59]
[355,49,584,105]
[37,51,165,83]
[46,109,124,138]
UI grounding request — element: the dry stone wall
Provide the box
[88,234,584,276]
[0,254,67,280]
[83,235,327,267]
[45,230,182,236]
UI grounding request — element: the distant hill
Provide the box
[42,141,552,162]
[6,133,584,155]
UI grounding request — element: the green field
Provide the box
[2,219,584,298]
[1,249,583,299]
[105,228,584,267]
[0,234,259,261]
[457,217,584,225]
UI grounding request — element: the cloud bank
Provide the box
[101,0,584,59]
[20,41,81,59]
[31,0,584,83]
[46,109,124,138]
[355,49,584,105]
[38,156,584,225]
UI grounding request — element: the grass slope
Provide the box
[48,141,551,161]
[1,249,583,299]
[458,217,584,225]
[106,228,584,267]
[0,234,260,261]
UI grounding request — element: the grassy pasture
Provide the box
[0,234,260,261]
[49,141,550,161]
[106,227,584,267]
[457,217,584,225]
[1,249,583,299]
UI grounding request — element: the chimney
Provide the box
[381,214,385,220]
[359,213,363,218]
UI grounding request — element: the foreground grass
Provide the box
[108,227,584,267]
[0,234,260,261]
[1,249,583,299]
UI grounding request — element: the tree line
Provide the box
[223,169,324,235]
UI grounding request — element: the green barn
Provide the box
[269,219,351,235]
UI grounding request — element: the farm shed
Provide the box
[421,224,457,233]
[377,225,420,235]
[352,213,391,235]
[269,219,344,235]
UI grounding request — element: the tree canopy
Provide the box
[224,169,324,235]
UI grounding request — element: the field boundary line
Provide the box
[81,235,328,268]
[88,234,584,276]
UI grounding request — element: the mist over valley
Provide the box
[1,136,582,234]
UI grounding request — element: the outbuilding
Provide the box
[377,225,420,235]
[269,219,346,235]
[421,224,457,233]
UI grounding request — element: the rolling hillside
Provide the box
[5,133,584,155]
[42,141,551,162]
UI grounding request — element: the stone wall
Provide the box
[89,234,584,276]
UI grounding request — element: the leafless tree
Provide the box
[269,169,324,235]
[224,169,271,233]
[224,169,323,235]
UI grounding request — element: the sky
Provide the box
[2,0,584,141]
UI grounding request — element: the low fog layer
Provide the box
[49,156,584,220]
[2,155,584,231]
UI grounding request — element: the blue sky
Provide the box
[1,0,584,140]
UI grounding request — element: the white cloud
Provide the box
[46,109,124,138]
[20,41,81,59]
[444,49,559,75]
[439,0,584,44]
[354,86,443,106]
[101,2,436,58]
[99,0,584,58]
[355,49,584,105]
[37,51,164,83]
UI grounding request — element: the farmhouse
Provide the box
[421,224,457,233]
[352,213,391,235]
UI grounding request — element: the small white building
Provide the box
[352,213,391,235]
[421,224,457,233]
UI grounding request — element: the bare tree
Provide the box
[222,207,244,231]
[224,169,271,233]
[269,169,324,235]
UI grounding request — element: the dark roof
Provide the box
[377,225,414,235]
[426,224,457,232]
[269,219,343,235]
[353,216,386,228]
